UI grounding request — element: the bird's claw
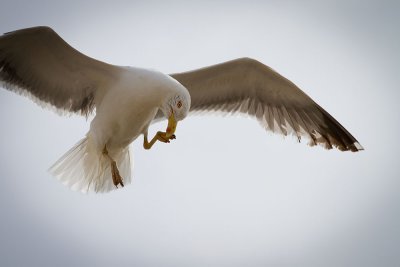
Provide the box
[143,131,177,150]
[157,132,176,143]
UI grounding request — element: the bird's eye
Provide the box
[177,100,182,108]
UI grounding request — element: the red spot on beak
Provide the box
[166,127,171,133]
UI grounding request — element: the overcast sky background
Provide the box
[0,1,399,266]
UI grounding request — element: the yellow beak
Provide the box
[165,112,177,138]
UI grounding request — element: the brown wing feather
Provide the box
[170,57,363,151]
[0,26,121,116]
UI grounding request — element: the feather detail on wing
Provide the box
[0,26,121,116]
[170,58,363,152]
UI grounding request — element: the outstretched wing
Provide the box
[170,58,363,151]
[0,26,121,116]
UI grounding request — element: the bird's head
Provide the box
[167,93,190,121]
[161,93,191,137]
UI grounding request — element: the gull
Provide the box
[0,26,363,193]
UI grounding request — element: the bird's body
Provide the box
[0,26,362,193]
[90,66,187,153]
[50,66,190,192]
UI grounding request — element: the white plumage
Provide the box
[49,67,189,192]
[0,26,363,193]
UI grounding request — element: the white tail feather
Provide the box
[49,137,132,193]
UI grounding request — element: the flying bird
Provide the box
[0,26,363,193]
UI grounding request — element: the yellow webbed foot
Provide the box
[143,113,178,150]
[143,131,176,150]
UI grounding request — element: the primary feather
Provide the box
[171,58,363,151]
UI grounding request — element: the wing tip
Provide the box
[339,141,364,152]
[352,142,364,152]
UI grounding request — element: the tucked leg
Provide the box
[102,145,124,188]
[143,113,178,150]
[143,131,176,150]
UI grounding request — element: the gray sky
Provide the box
[0,1,399,266]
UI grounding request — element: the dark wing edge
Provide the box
[0,26,120,116]
[170,57,364,152]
